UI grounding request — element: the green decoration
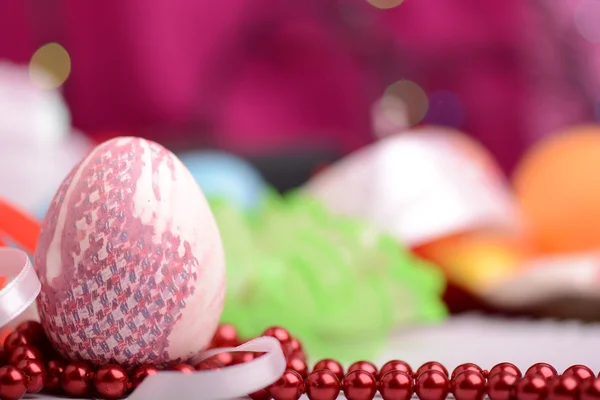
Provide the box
[210,189,446,362]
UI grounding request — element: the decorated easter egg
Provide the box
[34,137,226,367]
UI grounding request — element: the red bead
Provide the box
[289,338,303,354]
[61,361,93,397]
[7,345,42,366]
[305,369,341,400]
[207,352,234,367]
[548,375,579,400]
[489,362,522,379]
[131,365,159,389]
[211,324,239,348]
[44,359,66,392]
[453,370,486,400]
[0,365,27,400]
[169,363,195,373]
[15,359,45,393]
[452,363,484,379]
[287,357,309,379]
[347,361,378,378]
[313,359,344,382]
[563,365,594,381]
[2,332,28,354]
[288,350,307,363]
[515,374,549,400]
[415,370,451,400]
[487,372,518,400]
[263,327,293,354]
[379,370,414,400]
[249,388,272,400]
[15,321,46,347]
[379,360,412,379]
[342,370,377,400]
[232,352,256,365]
[195,359,224,371]
[94,364,130,399]
[269,369,305,400]
[581,378,600,400]
[416,361,449,378]
[525,363,557,380]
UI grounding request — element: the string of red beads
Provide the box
[1,321,600,400]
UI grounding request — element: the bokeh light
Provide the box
[366,0,404,10]
[424,90,466,128]
[574,0,600,43]
[371,94,409,138]
[383,80,429,127]
[29,43,71,90]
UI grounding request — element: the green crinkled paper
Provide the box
[210,189,447,362]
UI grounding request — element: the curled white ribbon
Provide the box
[0,248,286,399]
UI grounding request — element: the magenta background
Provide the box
[1,0,599,173]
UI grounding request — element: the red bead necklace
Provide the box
[1,321,600,400]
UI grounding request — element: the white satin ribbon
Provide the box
[0,248,286,399]
[0,247,40,327]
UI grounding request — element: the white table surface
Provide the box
[32,313,600,399]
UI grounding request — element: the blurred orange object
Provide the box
[513,125,600,253]
[0,197,40,254]
[414,231,530,295]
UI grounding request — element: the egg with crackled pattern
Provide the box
[34,137,226,367]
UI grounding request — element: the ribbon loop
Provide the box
[0,248,40,328]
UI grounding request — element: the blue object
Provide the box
[178,150,267,211]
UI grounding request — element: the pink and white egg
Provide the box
[34,137,226,367]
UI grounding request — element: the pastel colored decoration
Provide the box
[34,137,226,367]
[178,150,267,211]
[513,125,600,253]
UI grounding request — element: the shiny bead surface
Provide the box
[347,361,378,378]
[2,332,28,354]
[61,361,93,397]
[342,370,376,400]
[195,359,224,371]
[44,359,66,392]
[525,363,557,380]
[263,327,293,353]
[210,352,234,367]
[379,370,413,400]
[94,364,130,399]
[487,372,518,400]
[515,374,548,400]
[7,345,42,366]
[0,365,27,400]
[313,359,344,382]
[416,361,449,378]
[452,363,484,379]
[15,321,46,347]
[548,374,579,400]
[269,369,305,400]
[489,362,521,379]
[15,359,45,393]
[563,365,594,381]
[305,369,341,400]
[453,370,486,400]
[415,369,451,400]
[232,352,256,365]
[249,388,272,400]
[287,357,309,379]
[131,364,159,389]
[581,378,600,400]
[379,360,412,379]
[170,363,195,373]
[289,338,303,354]
[211,324,239,347]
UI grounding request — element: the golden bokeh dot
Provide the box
[366,0,404,10]
[29,42,71,90]
[383,80,429,127]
